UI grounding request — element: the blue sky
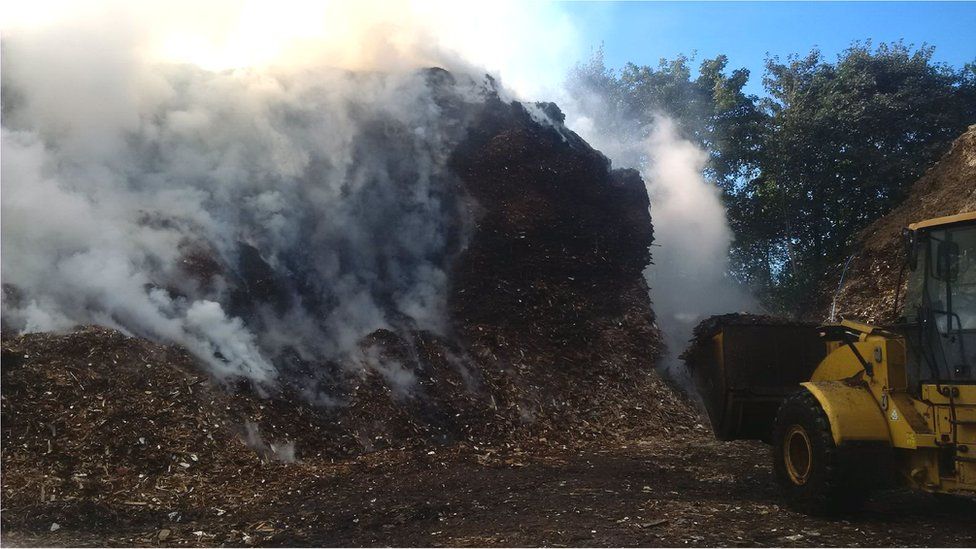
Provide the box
[560,1,976,96]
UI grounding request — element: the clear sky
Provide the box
[560,1,976,96]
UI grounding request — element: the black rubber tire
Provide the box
[772,389,869,515]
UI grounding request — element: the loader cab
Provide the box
[902,212,976,387]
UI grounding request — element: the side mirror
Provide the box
[935,241,960,282]
[903,228,918,271]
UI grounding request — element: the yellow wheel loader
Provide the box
[685,211,976,513]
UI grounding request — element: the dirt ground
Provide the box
[2,329,974,548]
[4,432,975,547]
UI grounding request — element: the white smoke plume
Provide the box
[641,119,754,380]
[2,0,745,393]
[2,1,579,387]
[1,62,480,385]
[564,97,755,379]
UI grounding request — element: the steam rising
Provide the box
[566,105,754,378]
[641,119,754,378]
[2,1,747,391]
[0,6,502,385]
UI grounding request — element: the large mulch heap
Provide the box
[0,326,695,545]
[808,124,976,324]
[1,74,699,544]
[1,328,335,511]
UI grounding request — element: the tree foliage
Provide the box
[566,46,765,187]
[567,42,976,314]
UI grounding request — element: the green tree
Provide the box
[567,42,976,315]
[751,42,976,311]
[566,47,766,189]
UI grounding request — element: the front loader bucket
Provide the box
[682,315,826,441]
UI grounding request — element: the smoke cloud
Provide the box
[640,119,754,380]
[564,99,755,380]
[1,2,536,386]
[2,0,746,393]
[0,1,579,98]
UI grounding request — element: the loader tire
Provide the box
[772,390,869,515]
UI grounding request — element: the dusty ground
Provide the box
[4,433,975,547]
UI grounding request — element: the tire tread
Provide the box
[772,389,869,515]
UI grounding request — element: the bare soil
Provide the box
[4,435,975,547]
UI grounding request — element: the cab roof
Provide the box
[908,211,976,231]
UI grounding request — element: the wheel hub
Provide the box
[784,424,813,485]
